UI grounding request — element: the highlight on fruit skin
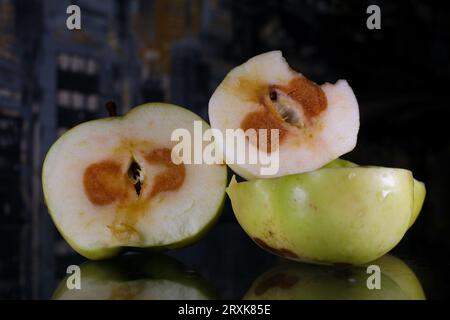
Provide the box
[42,103,227,260]
[227,159,426,265]
[209,51,360,180]
[244,255,425,300]
[52,253,217,300]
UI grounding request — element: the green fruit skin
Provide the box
[324,159,426,228]
[52,253,217,299]
[244,254,425,300]
[410,180,425,227]
[321,158,359,169]
[42,103,227,260]
[228,167,415,265]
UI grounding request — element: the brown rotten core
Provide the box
[83,148,185,206]
[240,76,327,152]
[82,103,186,206]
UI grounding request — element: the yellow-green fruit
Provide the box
[244,255,425,300]
[227,160,425,265]
[324,159,426,228]
[411,180,426,227]
[52,254,217,300]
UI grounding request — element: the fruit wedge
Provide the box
[227,161,425,265]
[43,103,227,260]
[244,255,425,300]
[209,51,359,179]
[53,253,217,300]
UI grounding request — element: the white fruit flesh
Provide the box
[43,103,227,258]
[209,51,360,179]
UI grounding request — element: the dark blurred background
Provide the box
[0,0,449,299]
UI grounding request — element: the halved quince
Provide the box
[209,51,359,179]
[227,160,425,265]
[43,103,227,260]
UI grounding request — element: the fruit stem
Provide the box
[105,101,118,117]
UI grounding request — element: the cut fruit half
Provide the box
[209,51,360,179]
[227,161,425,265]
[43,103,227,260]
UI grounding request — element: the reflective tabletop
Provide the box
[2,205,450,300]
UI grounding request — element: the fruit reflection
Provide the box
[53,253,217,300]
[244,255,425,300]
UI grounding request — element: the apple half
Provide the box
[53,253,217,300]
[244,255,425,300]
[209,51,359,179]
[43,103,227,260]
[227,160,425,265]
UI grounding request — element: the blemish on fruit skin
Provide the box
[110,281,145,300]
[254,237,298,259]
[254,273,299,296]
[110,282,144,300]
[145,148,186,198]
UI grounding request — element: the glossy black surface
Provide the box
[2,204,450,300]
